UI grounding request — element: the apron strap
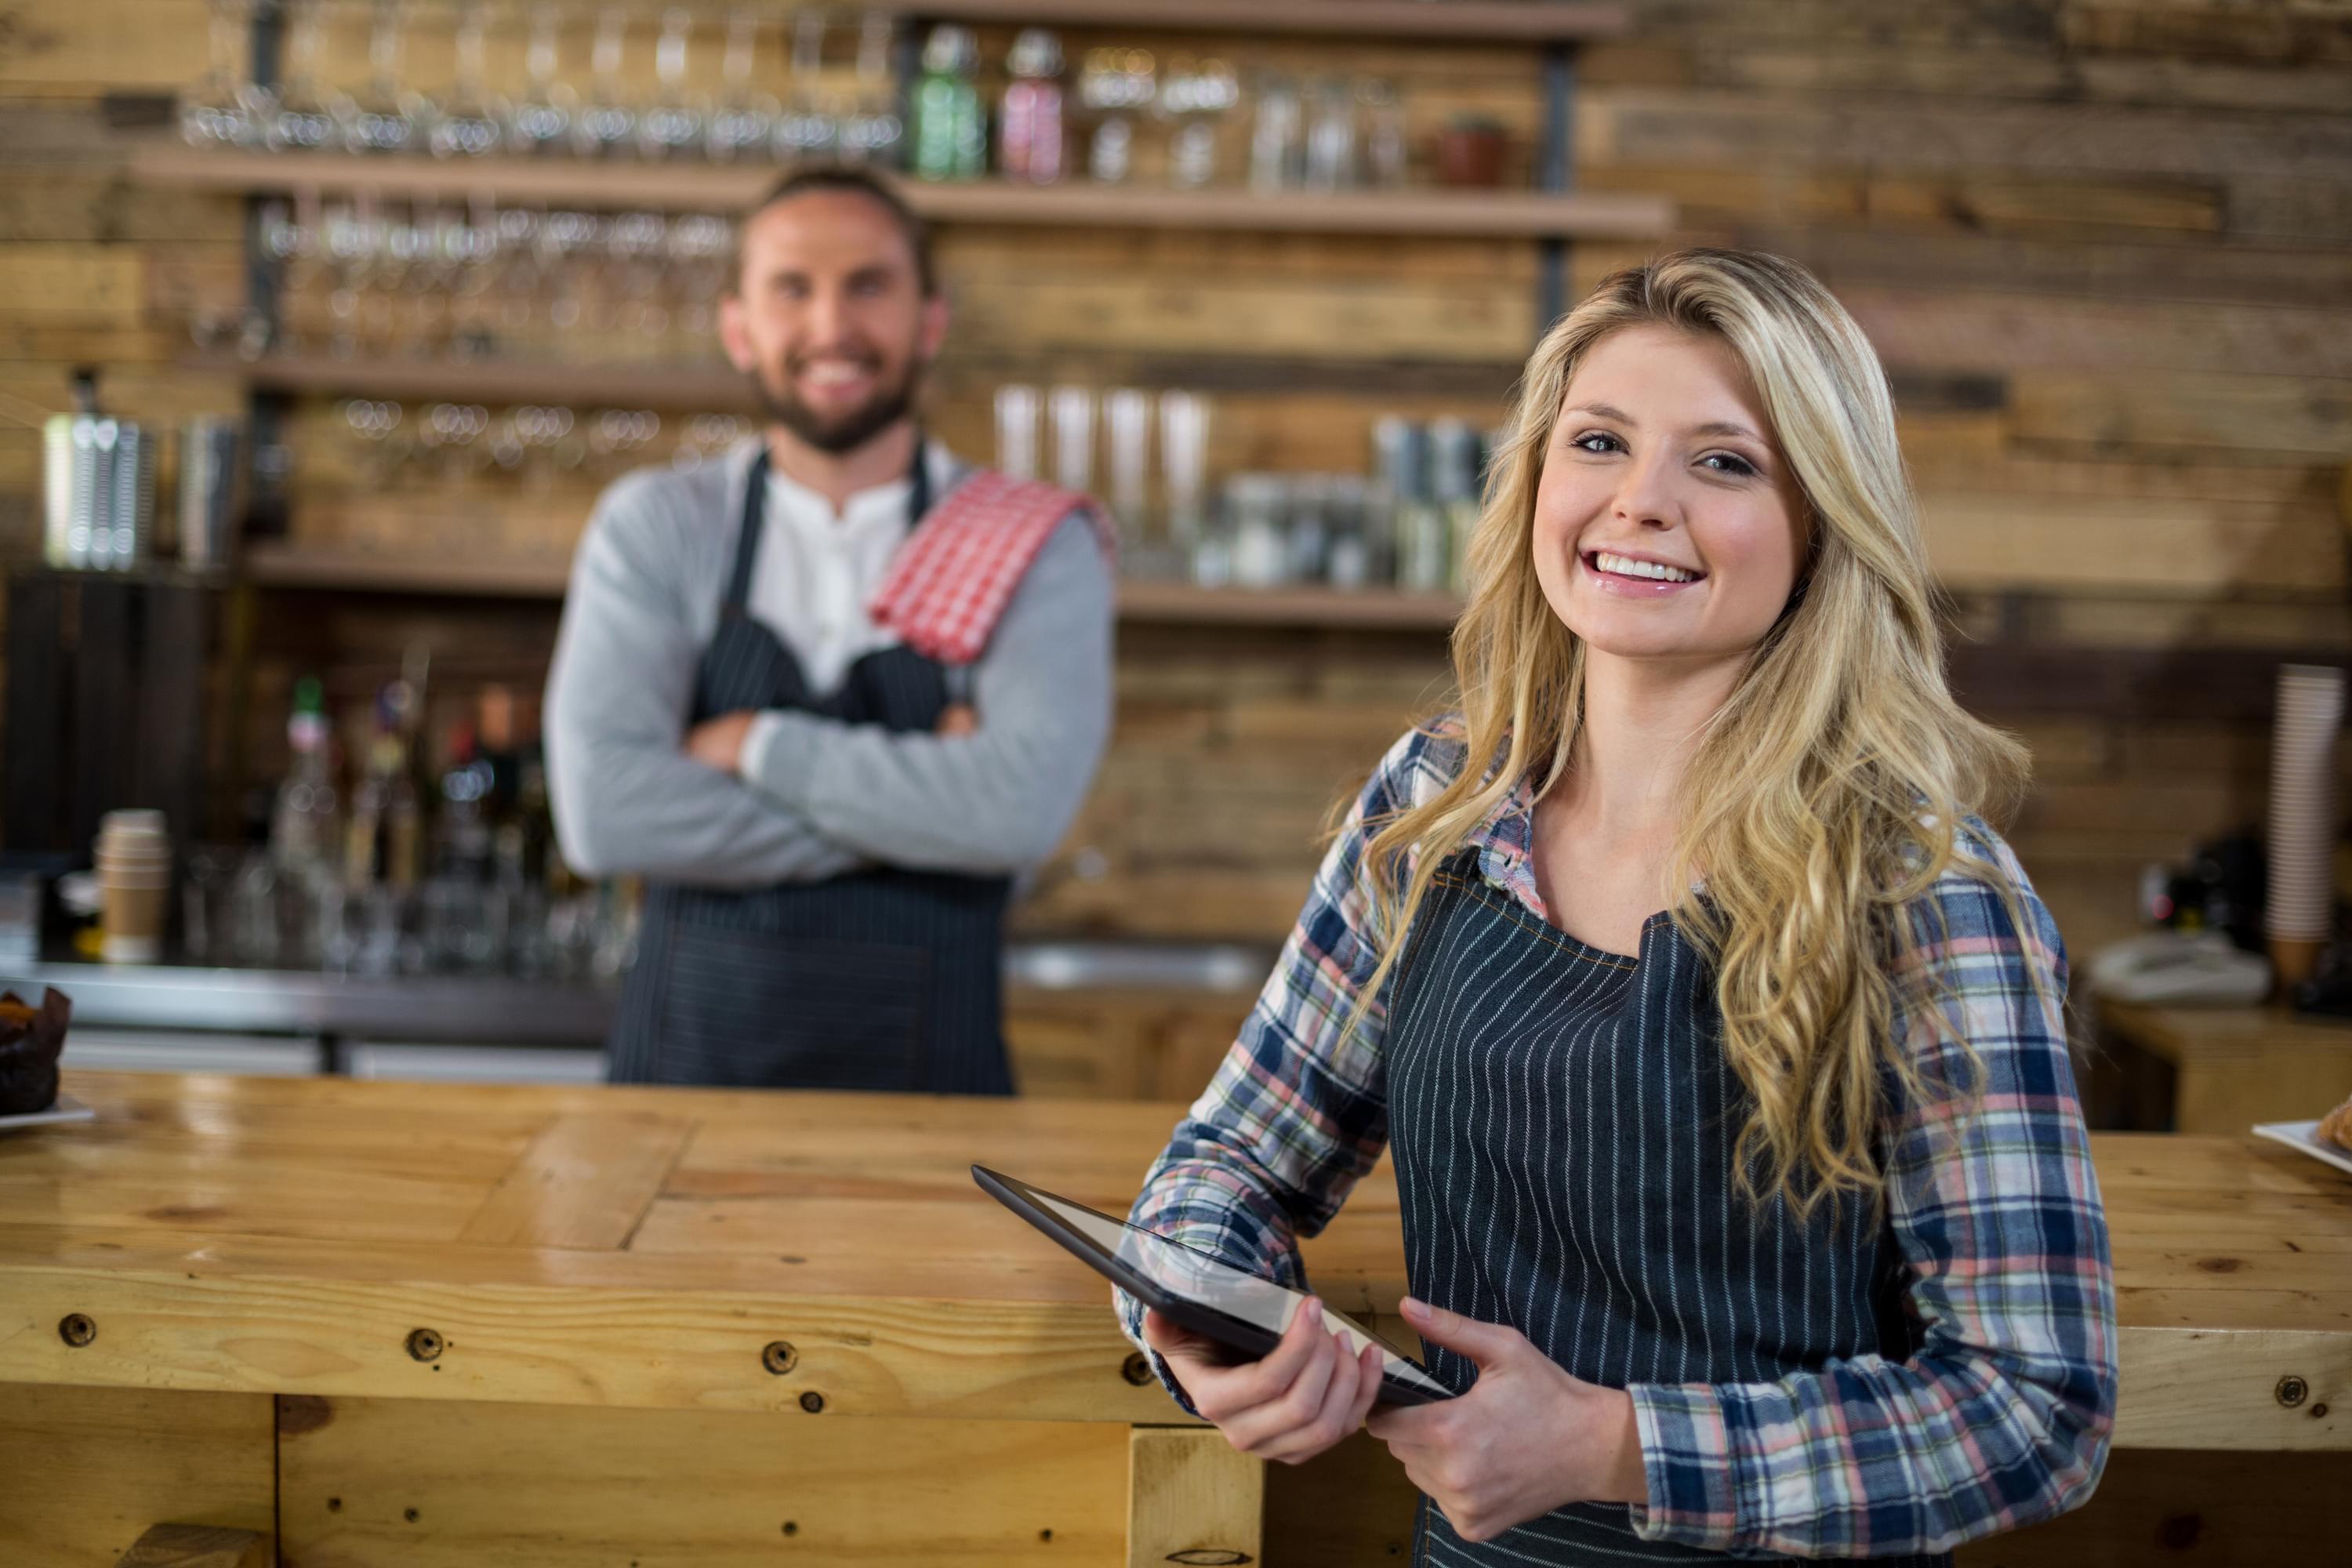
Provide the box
[720,448,771,620]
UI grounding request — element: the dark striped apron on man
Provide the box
[607,446,1015,1094]
[1384,852,1945,1566]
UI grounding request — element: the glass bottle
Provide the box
[840,12,906,166]
[507,1,576,156]
[574,4,639,159]
[429,0,505,158]
[638,5,706,160]
[997,28,1065,185]
[1248,73,1303,192]
[342,0,428,155]
[910,25,984,182]
[1303,76,1358,193]
[270,676,340,883]
[704,6,779,162]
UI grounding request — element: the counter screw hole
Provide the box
[2314,1403,2330,1419]
[57,1313,96,1348]
[403,1508,419,1523]
[2276,1375,2309,1408]
[1121,1352,1152,1386]
[762,1340,798,1375]
[799,1391,825,1414]
[405,1328,443,1363]
[326,1498,342,1513]
[782,1521,799,1537]
[1040,1528,1054,1542]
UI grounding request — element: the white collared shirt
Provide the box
[748,440,953,696]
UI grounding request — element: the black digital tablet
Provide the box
[971,1163,1452,1407]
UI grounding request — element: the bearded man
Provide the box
[546,166,1114,1093]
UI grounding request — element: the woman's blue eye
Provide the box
[1701,452,1758,477]
[1572,432,1621,455]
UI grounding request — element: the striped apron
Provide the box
[607,448,1016,1094]
[1385,854,1944,1566]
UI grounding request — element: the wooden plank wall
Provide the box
[2,2,2348,971]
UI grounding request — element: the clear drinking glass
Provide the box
[1304,77,1358,192]
[1159,390,1210,550]
[705,6,779,162]
[638,6,707,160]
[429,0,505,158]
[183,0,269,149]
[1248,74,1302,192]
[1361,78,1408,188]
[266,0,345,153]
[574,4,640,158]
[342,0,430,155]
[1105,388,1152,548]
[1049,386,1096,495]
[840,11,905,166]
[775,9,839,161]
[994,385,1042,481]
[1160,56,1239,189]
[508,1,576,156]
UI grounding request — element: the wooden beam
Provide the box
[1128,1425,1264,1568]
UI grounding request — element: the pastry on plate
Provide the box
[2319,1092,2352,1155]
[0,989,71,1117]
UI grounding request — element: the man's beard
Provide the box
[747,351,926,456]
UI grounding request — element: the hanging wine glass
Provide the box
[573,4,640,159]
[182,0,270,149]
[342,0,430,155]
[508,1,575,156]
[429,0,506,158]
[704,6,779,162]
[638,6,707,160]
[774,9,839,161]
[266,0,346,153]
[840,12,905,167]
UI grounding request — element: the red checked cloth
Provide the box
[867,470,1115,665]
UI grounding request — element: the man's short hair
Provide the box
[734,164,938,297]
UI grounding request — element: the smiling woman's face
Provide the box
[1531,323,1810,670]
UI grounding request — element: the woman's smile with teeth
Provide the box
[1589,550,1702,583]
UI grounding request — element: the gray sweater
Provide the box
[544,441,1115,890]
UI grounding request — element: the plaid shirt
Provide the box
[1119,724,2117,1558]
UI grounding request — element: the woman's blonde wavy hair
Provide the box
[1356,248,2031,1218]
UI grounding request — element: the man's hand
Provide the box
[684,710,759,775]
[1365,1296,1646,1544]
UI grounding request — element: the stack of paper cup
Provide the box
[95,809,172,964]
[2266,664,2345,989]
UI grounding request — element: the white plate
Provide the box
[0,1093,95,1133]
[2252,1120,2352,1179]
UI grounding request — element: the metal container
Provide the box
[177,416,245,571]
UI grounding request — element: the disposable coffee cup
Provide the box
[100,877,168,964]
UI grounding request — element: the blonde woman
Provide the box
[1118,249,2117,1564]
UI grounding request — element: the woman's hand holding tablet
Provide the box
[1142,1295,1388,1466]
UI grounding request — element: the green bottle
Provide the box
[912,25,985,181]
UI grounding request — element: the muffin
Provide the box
[0,989,71,1117]
[2320,1092,2352,1156]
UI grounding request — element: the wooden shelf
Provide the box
[188,350,1519,405]
[130,144,1672,238]
[887,1,1629,43]
[198,353,754,410]
[239,544,1464,627]
[1117,579,1461,629]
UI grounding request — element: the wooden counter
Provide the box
[2097,997,2352,1136]
[2,1072,2347,1566]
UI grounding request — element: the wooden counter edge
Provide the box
[5,1264,2346,1449]
[0,1261,1188,1425]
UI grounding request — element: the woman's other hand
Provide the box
[1140,1298,1385,1465]
[1367,1295,1647,1543]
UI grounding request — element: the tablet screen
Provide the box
[1015,1179,1451,1399]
